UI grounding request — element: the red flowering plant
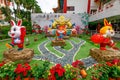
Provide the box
[0,61,5,67]
[89,61,120,80]
[64,64,79,80]
[49,64,65,80]
[72,60,85,70]
[14,63,31,79]
[0,62,16,79]
[31,60,50,79]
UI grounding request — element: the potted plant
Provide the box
[0,62,16,80]
[49,64,65,80]
[64,64,79,80]
[31,60,50,80]
[72,60,87,78]
[14,63,31,80]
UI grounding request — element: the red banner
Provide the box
[87,0,91,14]
[63,0,67,13]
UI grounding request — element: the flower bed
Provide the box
[87,59,120,80]
[0,59,120,80]
[0,60,87,80]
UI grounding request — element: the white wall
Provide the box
[67,0,88,13]
[90,0,98,10]
[31,13,88,29]
[89,0,120,22]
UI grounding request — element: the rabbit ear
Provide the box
[17,19,22,26]
[10,20,16,26]
[104,18,109,26]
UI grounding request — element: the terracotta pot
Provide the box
[109,77,116,80]
[117,77,120,80]
[80,69,87,78]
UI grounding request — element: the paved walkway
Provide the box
[33,37,97,67]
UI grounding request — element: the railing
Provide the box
[89,0,120,22]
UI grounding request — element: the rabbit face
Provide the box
[106,27,115,37]
[8,26,21,38]
[100,19,115,37]
[8,20,22,38]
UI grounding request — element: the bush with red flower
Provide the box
[64,64,79,80]
[0,61,5,67]
[72,60,87,78]
[0,62,16,79]
[49,64,65,80]
[88,60,120,80]
[31,60,50,79]
[72,60,85,70]
[14,63,31,79]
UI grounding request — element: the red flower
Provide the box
[112,59,119,65]
[72,60,84,68]
[94,64,96,67]
[0,62,5,67]
[15,75,21,80]
[14,63,31,77]
[106,62,113,67]
[49,64,65,80]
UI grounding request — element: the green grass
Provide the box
[0,34,47,60]
[74,34,99,60]
[25,34,47,54]
[0,40,10,61]
[116,40,120,48]
[74,34,120,60]
[74,41,98,60]
[46,42,64,57]
[70,37,81,43]
[63,40,73,50]
[30,60,54,67]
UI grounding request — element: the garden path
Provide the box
[33,37,97,67]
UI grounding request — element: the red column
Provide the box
[63,0,67,13]
[87,0,91,14]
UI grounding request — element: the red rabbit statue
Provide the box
[6,19,26,50]
[91,19,117,50]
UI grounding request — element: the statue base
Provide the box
[3,48,34,63]
[51,39,66,46]
[90,48,120,62]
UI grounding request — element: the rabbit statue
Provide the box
[6,19,26,50]
[91,19,116,50]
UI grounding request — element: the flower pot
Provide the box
[109,77,116,80]
[80,69,87,78]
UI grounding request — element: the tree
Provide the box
[0,7,12,21]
